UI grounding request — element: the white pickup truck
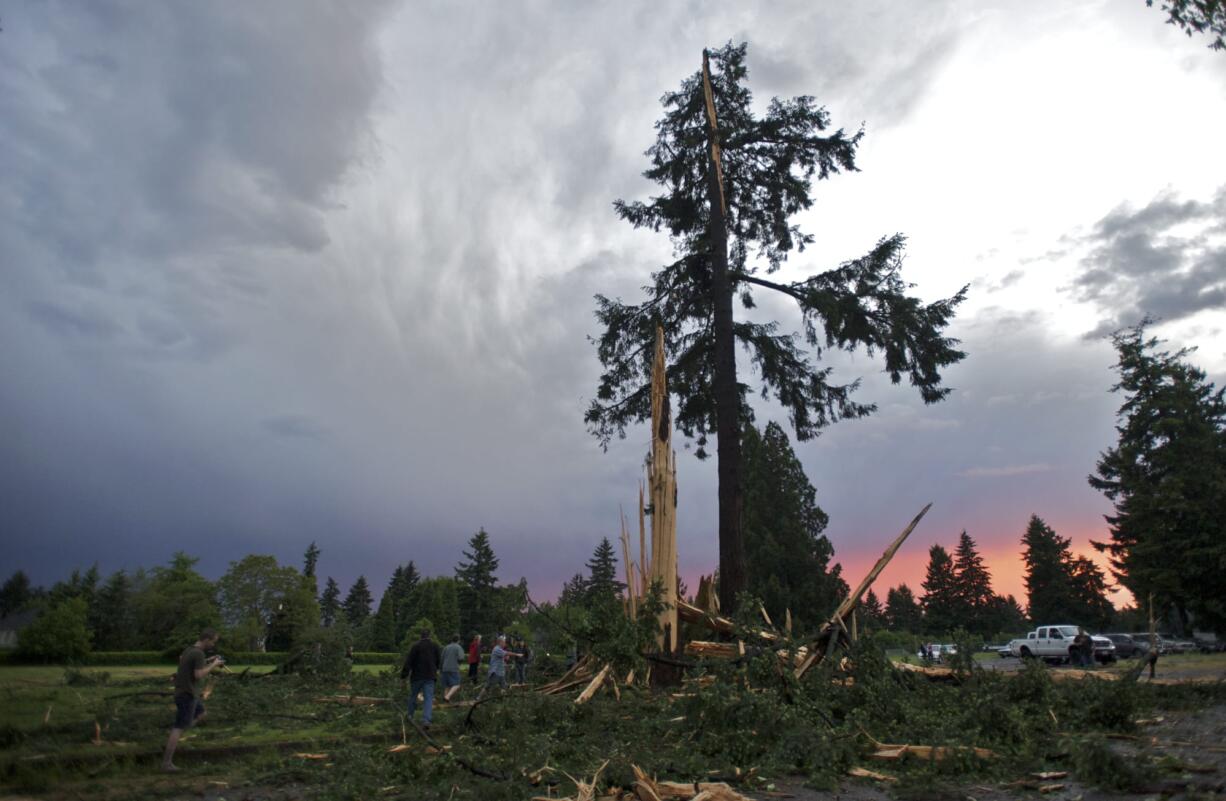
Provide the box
[1008,625,1116,664]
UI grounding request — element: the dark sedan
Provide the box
[1103,633,1148,658]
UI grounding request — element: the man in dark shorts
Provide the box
[162,628,223,771]
[401,628,442,728]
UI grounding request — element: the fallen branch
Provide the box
[575,664,612,705]
[408,718,508,782]
[796,504,931,680]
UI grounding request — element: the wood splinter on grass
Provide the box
[847,766,897,783]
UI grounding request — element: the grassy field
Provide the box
[1,652,1224,800]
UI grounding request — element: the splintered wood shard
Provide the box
[795,503,932,679]
[649,324,678,652]
[639,481,648,598]
[574,663,612,705]
[620,508,637,618]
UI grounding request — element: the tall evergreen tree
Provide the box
[587,43,967,611]
[585,538,624,606]
[1021,515,1079,624]
[741,422,847,632]
[860,589,884,631]
[372,566,405,651]
[319,576,341,627]
[412,577,461,644]
[303,542,321,595]
[1089,324,1226,633]
[559,573,588,607]
[395,562,421,644]
[920,545,960,635]
[1,570,33,616]
[885,584,923,632]
[49,565,100,625]
[342,576,373,627]
[1070,556,1116,630]
[93,570,135,649]
[951,531,996,633]
[455,528,501,637]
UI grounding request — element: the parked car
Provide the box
[917,643,954,662]
[1102,633,1148,658]
[1008,625,1116,664]
[1130,633,1170,655]
[1164,635,1198,654]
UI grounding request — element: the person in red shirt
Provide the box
[467,633,482,683]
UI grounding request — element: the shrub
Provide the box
[83,651,171,665]
[16,599,91,663]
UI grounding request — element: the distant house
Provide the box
[0,610,38,649]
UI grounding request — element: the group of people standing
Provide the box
[402,629,533,727]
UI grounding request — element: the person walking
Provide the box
[162,628,223,771]
[401,628,442,728]
[440,633,464,702]
[467,633,482,684]
[477,635,520,699]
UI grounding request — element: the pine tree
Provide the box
[1070,557,1115,630]
[395,562,421,644]
[742,422,847,632]
[92,570,134,649]
[586,43,967,611]
[559,573,588,606]
[1021,516,1078,624]
[885,584,923,632]
[303,542,321,596]
[951,531,996,633]
[921,545,960,635]
[860,589,884,631]
[372,566,405,651]
[975,593,1029,638]
[1,570,33,616]
[1089,323,1226,633]
[455,528,501,638]
[319,577,341,627]
[585,538,624,606]
[412,577,461,644]
[342,576,373,627]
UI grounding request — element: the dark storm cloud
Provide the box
[1068,187,1226,337]
[1,0,1081,603]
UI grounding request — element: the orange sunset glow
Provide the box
[833,522,1133,614]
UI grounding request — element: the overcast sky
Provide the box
[2,1,1224,610]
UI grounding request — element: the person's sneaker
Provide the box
[162,763,179,773]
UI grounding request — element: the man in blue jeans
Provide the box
[401,628,442,728]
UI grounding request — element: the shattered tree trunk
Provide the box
[649,324,679,655]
